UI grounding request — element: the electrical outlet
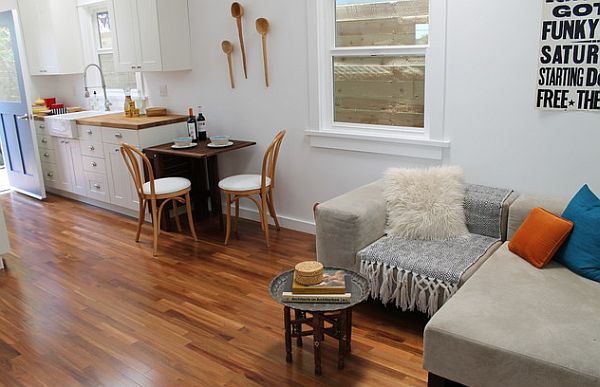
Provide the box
[159,84,168,97]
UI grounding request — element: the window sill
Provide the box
[305,129,450,160]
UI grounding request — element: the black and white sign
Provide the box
[537,0,600,111]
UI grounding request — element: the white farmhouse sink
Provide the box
[45,111,116,138]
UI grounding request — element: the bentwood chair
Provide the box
[219,130,286,247]
[120,143,198,256]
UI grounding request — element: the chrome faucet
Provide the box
[83,63,111,111]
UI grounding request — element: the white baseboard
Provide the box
[46,188,149,220]
[230,205,316,234]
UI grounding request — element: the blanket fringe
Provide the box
[360,260,458,317]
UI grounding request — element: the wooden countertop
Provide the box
[75,113,188,130]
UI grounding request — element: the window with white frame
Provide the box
[90,6,137,91]
[312,0,448,143]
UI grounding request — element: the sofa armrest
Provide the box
[315,181,387,271]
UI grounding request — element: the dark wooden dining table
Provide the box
[143,139,256,229]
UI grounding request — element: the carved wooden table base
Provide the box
[283,306,353,375]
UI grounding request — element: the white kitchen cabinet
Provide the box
[55,139,86,196]
[110,0,191,72]
[40,118,186,217]
[104,145,139,210]
[17,0,84,75]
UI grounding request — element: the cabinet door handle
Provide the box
[41,138,47,143]
[87,129,93,135]
[114,133,123,138]
[88,145,95,150]
[43,152,49,157]
[131,66,136,69]
[114,148,120,153]
[40,69,47,73]
[64,140,69,144]
[93,184,101,189]
[39,124,45,129]
[91,161,97,167]
[47,172,53,177]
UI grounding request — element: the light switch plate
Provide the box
[159,84,168,97]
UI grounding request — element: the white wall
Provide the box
[15,0,600,233]
[445,1,600,198]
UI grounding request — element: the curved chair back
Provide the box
[261,130,286,191]
[120,143,157,198]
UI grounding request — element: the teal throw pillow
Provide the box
[556,184,600,283]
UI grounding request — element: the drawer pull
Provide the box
[115,148,120,153]
[39,124,45,129]
[87,129,93,135]
[88,145,95,151]
[114,133,123,138]
[93,184,101,189]
[43,152,49,157]
[47,172,53,177]
[41,138,47,143]
[91,161,97,167]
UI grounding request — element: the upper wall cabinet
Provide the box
[110,0,192,72]
[17,0,85,75]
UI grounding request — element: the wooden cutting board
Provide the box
[75,113,188,130]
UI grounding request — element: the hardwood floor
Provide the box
[0,192,428,386]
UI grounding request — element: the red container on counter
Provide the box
[50,103,64,109]
[44,98,56,108]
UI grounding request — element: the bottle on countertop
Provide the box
[187,107,198,141]
[197,106,207,141]
[124,92,133,117]
[90,91,99,111]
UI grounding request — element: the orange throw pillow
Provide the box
[508,207,574,268]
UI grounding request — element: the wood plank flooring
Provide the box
[0,192,428,386]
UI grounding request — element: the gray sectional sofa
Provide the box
[315,182,600,387]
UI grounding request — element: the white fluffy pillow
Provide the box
[383,166,468,240]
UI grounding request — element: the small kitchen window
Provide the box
[90,6,137,91]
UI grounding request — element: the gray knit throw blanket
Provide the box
[359,185,512,316]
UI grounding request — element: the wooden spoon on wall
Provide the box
[231,2,248,79]
[256,18,270,87]
[221,40,235,88]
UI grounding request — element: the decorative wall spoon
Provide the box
[231,3,248,79]
[221,40,235,88]
[256,18,270,87]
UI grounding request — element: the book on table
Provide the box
[282,269,351,303]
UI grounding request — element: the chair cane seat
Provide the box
[143,177,191,195]
[218,174,271,192]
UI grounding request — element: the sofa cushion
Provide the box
[508,207,573,268]
[383,166,469,240]
[423,243,600,387]
[507,194,568,240]
[556,184,600,282]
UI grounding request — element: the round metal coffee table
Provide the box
[269,267,369,375]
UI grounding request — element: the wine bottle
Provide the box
[187,107,197,141]
[197,106,207,141]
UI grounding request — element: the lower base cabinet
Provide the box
[105,145,139,211]
[36,120,186,216]
[84,172,109,202]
